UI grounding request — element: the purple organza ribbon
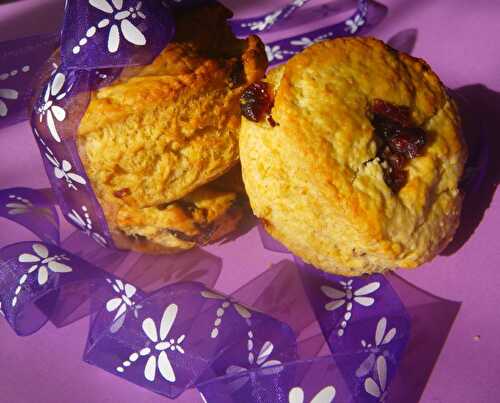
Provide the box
[229,0,314,35]
[0,186,413,402]
[230,0,374,66]
[0,185,464,402]
[0,1,468,402]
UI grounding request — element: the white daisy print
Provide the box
[356,317,397,378]
[201,290,252,338]
[44,150,87,190]
[37,72,68,142]
[87,0,147,54]
[0,300,5,317]
[288,386,336,403]
[106,278,142,333]
[345,14,365,34]
[116,304,186,383]
[364,356,388,402]
[321,280,380,336]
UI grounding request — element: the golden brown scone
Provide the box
[240,37,467,275]
[77,3,267,253]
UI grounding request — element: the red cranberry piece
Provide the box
[386,152,407,171]
[113,188,131,198]
[372,99,411,127]
[371,99,427,192]
[267,115,278,127]
[385,168,408,193]
[372,116,402,140]
[177,200,197,217]
[241,82,274,122]
[388,128,426,159]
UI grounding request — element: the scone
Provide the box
[239,37,467,275]
[77,4,267,253]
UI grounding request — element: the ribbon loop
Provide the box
[61,0,175,70]
[0,188,60,245]
[0,241,108,335]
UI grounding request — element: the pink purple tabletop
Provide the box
[0,1,499,402]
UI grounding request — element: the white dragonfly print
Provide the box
[321,280,381,337]
[364,356,388,402]
[116,303,186,383]
[356,317,397,378]
[321,280,381,311]
[288,386,336,403]
[226,340,282,377]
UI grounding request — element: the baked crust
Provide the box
[77,4,267,252]
[240,37,467,275]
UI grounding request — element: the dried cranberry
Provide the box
[384,168,408,193]
[113,188,131,198]
[177,200,197,217]
[267,115,278,127]
[241,81,274,122]
[372,99,411,127]
[386,152,407,171]
[370,99,427,192]
[372,116,402,140]
[388,128,426,159]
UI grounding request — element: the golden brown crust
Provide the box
[240,37,467,275]
[109,165,247,254]
[77,3,267,253]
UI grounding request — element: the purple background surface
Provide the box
[1,1,499,402]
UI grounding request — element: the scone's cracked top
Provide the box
[239,37,467,275]
[76,3,267,253]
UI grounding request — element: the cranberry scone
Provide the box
[239,37,467,275]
